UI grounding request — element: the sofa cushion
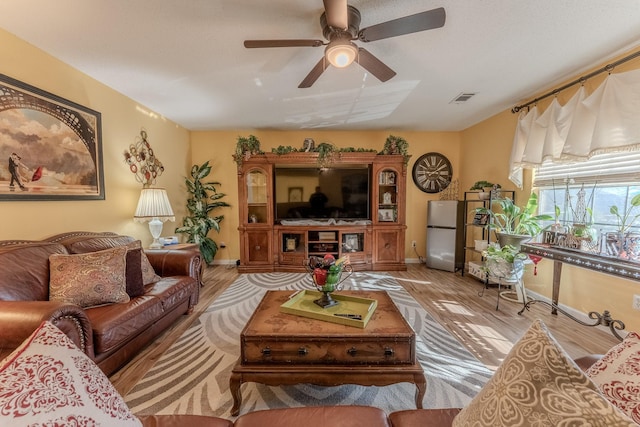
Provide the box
[0,321,141,426]
[144,277,198,312]
[586,331,640,424]
[49,246,130,308]
[125,240,161,285]
[65,236,160,286]
[234,406,391,427]
[0,242,68,301]
[389,408,461,426]
[85,296,164,354]
[65,235,136,254]
[452,319,635,426]
[126,247,145,298]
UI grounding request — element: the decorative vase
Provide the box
[622,232,640,261]
[496,232,531,251]
[478,191,490,200]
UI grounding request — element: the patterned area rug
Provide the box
[125,272,493,418]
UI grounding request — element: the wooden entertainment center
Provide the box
[236,152,407,272]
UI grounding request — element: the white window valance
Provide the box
[509,69,640,188]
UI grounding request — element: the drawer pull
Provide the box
[347,346,395,357]
[261,346,308,357]
[255,245,261,250]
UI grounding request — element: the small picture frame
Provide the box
[343,234,360,251]
[472,212,490,226]
[378,208,395,222]
[288,187,303,202]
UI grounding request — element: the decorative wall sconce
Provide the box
[124,130,164,187]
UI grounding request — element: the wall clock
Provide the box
[412,152,453,193]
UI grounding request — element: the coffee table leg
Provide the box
[229,372,242,416]
[414,374,427,409]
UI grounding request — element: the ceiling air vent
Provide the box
[450,92,476,104]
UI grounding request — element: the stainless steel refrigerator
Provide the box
[426,200,464,272]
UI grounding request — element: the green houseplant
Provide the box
[469,180,494,191]
[175,161,230,265]
[477,193,552,249]
[233,135,262,166]
[610,193,640,234]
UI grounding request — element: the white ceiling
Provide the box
[2,1,640,131]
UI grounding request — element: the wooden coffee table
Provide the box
[229,290,426,416]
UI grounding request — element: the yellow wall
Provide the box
[0,29,192,245]
[460,50,640,332]
[2,26,639,332]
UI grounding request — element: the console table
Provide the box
[519,243,639,339]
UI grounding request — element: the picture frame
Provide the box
[343,234,360,252]
[288,187,303,202]
[0,73,104,201]
[472,212,490,226]
[378,208,395,222]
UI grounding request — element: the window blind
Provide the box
[533,151,640,187]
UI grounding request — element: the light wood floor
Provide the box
[110,263,621,395]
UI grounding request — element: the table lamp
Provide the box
[134,187,175,249]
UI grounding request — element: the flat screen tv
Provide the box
[274,164,371,221]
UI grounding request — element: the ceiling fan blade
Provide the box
[323,0,348,30]
[298,57,328,88]
[358,7,446,42]
[356,48,396,82]
[244,39,324,48]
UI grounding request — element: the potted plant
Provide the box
[233,135,262,166]
[470,180,495,200]
[606,193,640,259]
[381,135,410,163]
[481,244,529,305]
[477,193,553,250]
[175,161,230,265]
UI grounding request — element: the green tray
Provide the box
[280,290,377,328]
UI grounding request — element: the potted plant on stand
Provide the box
[477,193,553,250]
[175,161,230,265]
[470,180,495,200]
[607,193,640,260]
[481,244,529,309]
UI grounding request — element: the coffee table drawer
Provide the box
[242,338,415,365]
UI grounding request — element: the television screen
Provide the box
[274,165,370,221]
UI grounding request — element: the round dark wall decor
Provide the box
[411,152,452,193]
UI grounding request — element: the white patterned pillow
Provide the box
[0,321,142,426]
[453,319,635,426]
[586,331,640,424]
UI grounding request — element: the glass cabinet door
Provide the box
[378,169,398,223]
[246,169,267,224]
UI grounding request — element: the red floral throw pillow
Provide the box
[586,332,640,424]
[0,321,141,426]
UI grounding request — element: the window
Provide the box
[535,151,640,235]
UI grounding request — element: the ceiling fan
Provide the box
[244,0,446,88]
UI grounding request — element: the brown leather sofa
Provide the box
[0,231,201,375]
[136,406,461,427]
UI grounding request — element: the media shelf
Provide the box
[236,152,407,272]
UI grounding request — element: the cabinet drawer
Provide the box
[241,338,414,365]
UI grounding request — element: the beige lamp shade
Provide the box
[134,188,175,249]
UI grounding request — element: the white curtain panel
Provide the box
[509,69,640,179]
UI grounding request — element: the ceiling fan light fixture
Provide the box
[325,39,358,68]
